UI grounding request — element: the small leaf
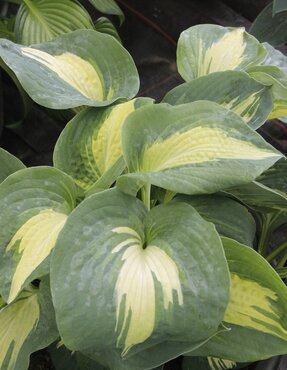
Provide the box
[15,0,94,45]
[175,194,256,246]
[51,189,230,370]
[162,71,273,129]
[53,98,153,192]
[0,147,25,183]
[0,30,139,109]
[177,24,266,81]
[117,102,282,196]
[94,17,121,43]
[248,65,287,119]
[188,237,287,362]
[0,167,77,303]
[250,3,287,47]
[88,0,124,25]
[0,279,58,370]
[226,181,287,212]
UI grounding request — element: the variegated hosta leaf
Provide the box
[188,237,287,362]
[53,98,153,193]
[117,102,282,197]
[248,65,287,119]
[162,71,272,129]
[0,279,58,370]
[0,30,139,109]
[0,167,77,303]
[175,194,256,247]
[182,356,245,370]
[0,147,25,183]
[51,189,230,370]
[177,24,266,82]
[15,0,94,45]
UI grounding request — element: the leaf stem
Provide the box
[266,240,287,262]
[276,252,287,269]
[257,213,273,256]
[141,183,151,211]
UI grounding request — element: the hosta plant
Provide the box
[0,23,287,370]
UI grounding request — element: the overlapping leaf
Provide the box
[188,237,287,361]
[54,98,153,193]
[0,30,139,109]
[226,159,287,212]
[0,147,25,183]
[177,24,266,81]
[250,3,287,47]
[51,188,230,370]
[175,194,256,246]
[0,279,58,370]
[0,167,77,303]
[94,17,121,43]
[117,102,282,196]
[15,0,94,45]
[248,65,287,119]
[162,71,273,129]
[88,0,124,25]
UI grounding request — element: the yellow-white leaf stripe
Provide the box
[112,227,183,356]
[92,100,135,175]
[208,357,236,370]
[0,294,39,370]
[224,90,263,122]
[140,127,280,172]
[6,209,67,303]
[21,47,103,101]
[224,273,287,340]
[197,28,246,77]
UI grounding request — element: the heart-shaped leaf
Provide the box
[0,167,77,303]
[0,30,139,109]
[51,188,230,370]
[162,71,273,129]
[117,102,282,196]
[177,24,266,81]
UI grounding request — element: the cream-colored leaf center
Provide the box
[141,126,280,172]
[7,209,67,303]
[21,47,103,101]
[197,28,246,77]
[0,294,39,370]
[112,227,183,356]
[92,100,135,175]
[224,273,287,340]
